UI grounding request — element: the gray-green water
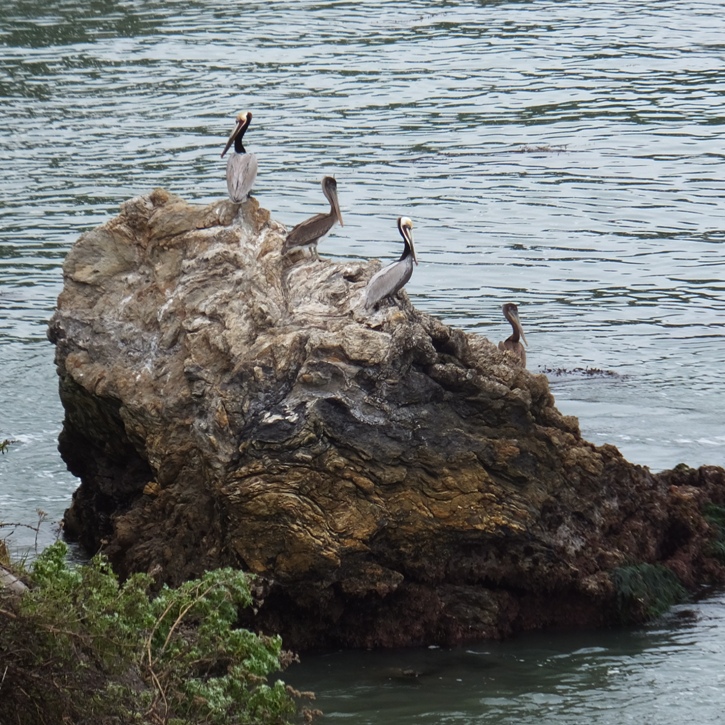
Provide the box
[286,599,725,724]
[1,0,724,722]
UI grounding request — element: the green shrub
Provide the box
[611,563,687,623]
[0,541,315,725]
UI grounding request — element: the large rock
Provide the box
[48,189,725,650]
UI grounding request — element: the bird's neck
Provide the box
[234,134,246,154]
[399,240,412,262]
[508,322,519,342]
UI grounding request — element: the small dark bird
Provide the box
[498,302,528,367]
[364,216,417,309]
[220,111,258,202]
[283,176,344,258]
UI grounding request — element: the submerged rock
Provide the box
[48,190,725,650]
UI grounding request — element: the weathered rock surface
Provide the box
[49,189,725,650]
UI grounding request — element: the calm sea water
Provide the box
[287,597,725,724]
[1,0,724,721]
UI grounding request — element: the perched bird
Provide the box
[283,176,344,258]
[364,216,417,309]
[220,111,258,202]
[498,302,528,367]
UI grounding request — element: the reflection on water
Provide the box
[287,595,725,724]
[1,0,724,719]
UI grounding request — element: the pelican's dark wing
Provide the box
[498,339,527,367]
[284,212,334,251]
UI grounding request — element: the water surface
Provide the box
[287,596,725,724]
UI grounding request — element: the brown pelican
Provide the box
[283,176,344,258]
[220,111,258,202]
[364,216,417,309]
[498,302,528,367]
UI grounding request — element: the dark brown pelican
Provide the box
[364,216,417,309]
[220,111,258,202]
[283,176,344,258]
[498,302,528,367]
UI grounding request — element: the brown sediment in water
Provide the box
[542,366,624,378]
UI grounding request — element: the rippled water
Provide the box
[1,0,724,721]
[287,594,725,724]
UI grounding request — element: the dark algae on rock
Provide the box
[48,190,725,650]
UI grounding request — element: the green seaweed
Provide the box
[703,503,725,563]
[611,563,687,623]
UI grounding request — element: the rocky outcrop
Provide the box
[48,189,725,650]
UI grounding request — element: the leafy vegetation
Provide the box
[0,541,316,725]
[611,563,688,623]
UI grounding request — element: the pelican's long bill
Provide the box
[323,176,344,227]
[509,305,528,346]
[398,216,417,265]
[221,111,251,158]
